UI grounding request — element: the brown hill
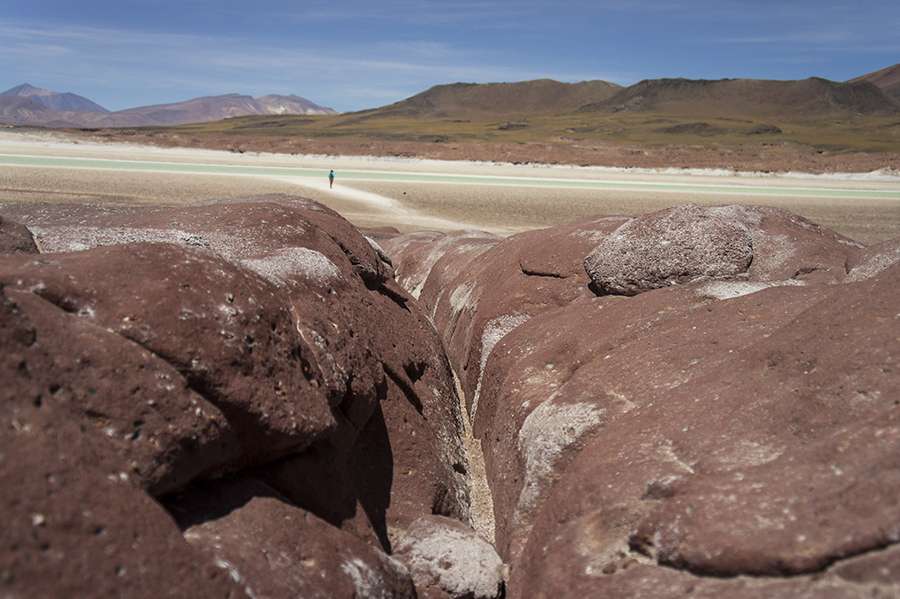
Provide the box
[354,79,623,119]
[579,77,899,118]
[2,83,109,113]
[851,63,900,101]
[0,88,336,128]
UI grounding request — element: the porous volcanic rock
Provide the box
[1,285,240,496]
[0,196,473,596]
[382,230,499,299]
[403,217,628,418]
[259,275,471,550]
[394,515,506,599]
[584,204,860,295]
[475,264,900,597]
[0,215,38,254]
[0,315,243,598]
[0,243,341,468]
[169,478,416,599]
[845,236,900,282]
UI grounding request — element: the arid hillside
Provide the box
[851,63,900,101]
[579,77,899,117]
[352,79,623,119]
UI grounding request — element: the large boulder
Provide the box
[169,478,416,599]
[584,205,860,296]
[394,515,506,599]
[382,230,499,300]
[0,243,341,470]
[417,217,628,418]
[0,196,474,596]
[476,264,900,597]
[0,215,38,254]
[1,285,239,496]
[0,319,243,598]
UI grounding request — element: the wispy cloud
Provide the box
[0,19,627,110]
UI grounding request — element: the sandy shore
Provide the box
[1,130,898,243]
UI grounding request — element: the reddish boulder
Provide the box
[424,217,628,417]
[584,205,860,296]
[473,264,899,596]
[1,285,239,496]
[382,230,499,299]
[0,372,243,597]
[0,243,341,468]
[169,478,416,599]
[394,515,506,599]
[0,215,38,254]
[3,198,472,548]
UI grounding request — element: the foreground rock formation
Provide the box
[0,197,496,598]
[385,204,900,598]
[3,197,898,597]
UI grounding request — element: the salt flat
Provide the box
[0,130,898,242]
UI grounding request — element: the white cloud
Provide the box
[0,19,629,110]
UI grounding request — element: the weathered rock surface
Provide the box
[1,284,240,496]
[382,230,499,300]
[0,307,243,597]
[387,217,628,418]
[386,205,899,598]
[482,262,900,597]
[170,478,416,599]
[394,515,505,599]
[846,236,900,282]
[0,215,38,254]
[0,196,472,597]
[584,205,860,295]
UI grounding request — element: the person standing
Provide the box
[328,169,335,189]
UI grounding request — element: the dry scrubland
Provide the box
[76,109,900,173]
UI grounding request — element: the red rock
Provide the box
[0,243,341,468]
[382,230,499,300]
[0,385,243,597]
[422,218,628,418]
[3,198,472,548]
[169,478,416,599]
[394,515,505,599]
[475,265,899,596]
[585,205,860,296]
[0,215,38,254]
[0,286,240,496]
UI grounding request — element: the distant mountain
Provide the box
[1,83,109,113]
[851,63,900,101]
[256,94,335,115]
[0,85,336,128]
[353,79,623,119]
[578,77,899,117]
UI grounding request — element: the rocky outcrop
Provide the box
[0,196,471,598]
[584,205,859,296]
[385,204,899,598]
[394,516,505,599]
[387,217,628,417]
[0,215,38,254]
[170,478,416,599]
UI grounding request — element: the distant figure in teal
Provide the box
[328,169,335,189]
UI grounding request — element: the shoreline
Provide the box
[4,128,900,182]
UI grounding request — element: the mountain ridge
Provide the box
[850,63,900,101]
[0,85,336,127]
[1,83,109,113]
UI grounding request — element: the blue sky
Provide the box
[2,1,898,112]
